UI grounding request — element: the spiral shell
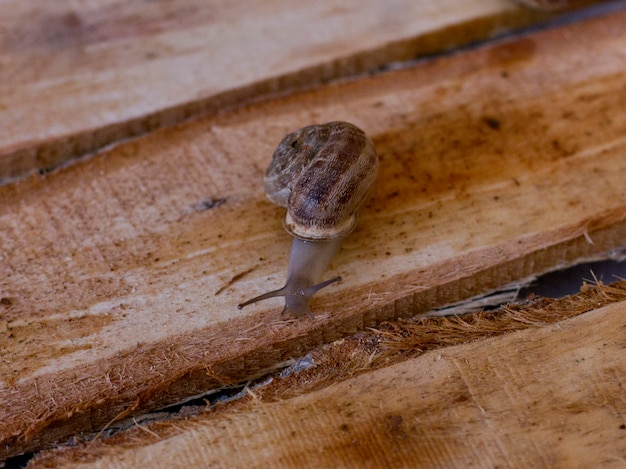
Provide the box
[264,121,378,240]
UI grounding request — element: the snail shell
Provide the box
[265,121,378,240]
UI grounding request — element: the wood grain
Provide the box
[28,296,626,468]
[2,7,626,460]
[0,0,557,183]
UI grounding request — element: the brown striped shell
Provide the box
[264,121,378,240]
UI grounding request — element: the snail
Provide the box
[238,121,378,318]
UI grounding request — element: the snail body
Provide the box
[238,121,378,317]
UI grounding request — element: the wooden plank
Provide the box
[2,8,626,460]
[0,0,559,183]
[26,283,626,468]
[28,281,626,469]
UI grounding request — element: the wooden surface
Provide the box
[28,284,626,468]
[1,2,626,463]
[0,0,553,183]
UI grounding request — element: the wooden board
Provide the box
[27,283,626,468]
[0,0,558,183]
[2,6,626,460]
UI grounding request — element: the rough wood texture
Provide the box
[27,284,626,468]
[2,7,626,460]
[0,0,556,183]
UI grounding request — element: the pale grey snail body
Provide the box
[238,121,378,317]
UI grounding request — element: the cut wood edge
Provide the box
[25,279,626,468]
